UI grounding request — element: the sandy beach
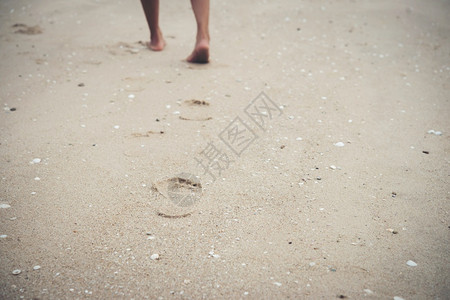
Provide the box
[0,0,449,299]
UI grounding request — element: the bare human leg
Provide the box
[187,0,210,63]
[141,0,166,51]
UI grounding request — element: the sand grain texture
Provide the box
[0,0,449,299]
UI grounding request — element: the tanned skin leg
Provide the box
[141,0,165,51]
[186,0,210,63]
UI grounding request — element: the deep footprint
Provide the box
[152,173,202,209]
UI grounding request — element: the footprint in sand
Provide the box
[179,116,212,121]
[179,99,212,121]
[152,173,202,217]
[13,24,42,35]
[131,130,164,138]
[123,131,164,157]
[108,41,143,56]
[185,99,210,106]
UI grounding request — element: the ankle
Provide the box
[196,31,210,43]
[150,28,162,40]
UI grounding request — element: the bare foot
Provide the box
[187,39,209,63]
[147,29,165,51]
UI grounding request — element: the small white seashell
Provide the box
[334,142,345,147]
[114,125,120,129]
[428,130,443,136]
[150,253,160,260]
[0,204,11,209]
[406,260,417,267]
[12,269,21,275]
[32,158,41,164]
[128,94,135,99]
[33,265,41,270]
[208,251,220,258]
[274,282,282,287]
[0,234,7,238]
[296,137,302,141]
[330,165,337,170]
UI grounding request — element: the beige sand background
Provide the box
[1,0,449,299]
